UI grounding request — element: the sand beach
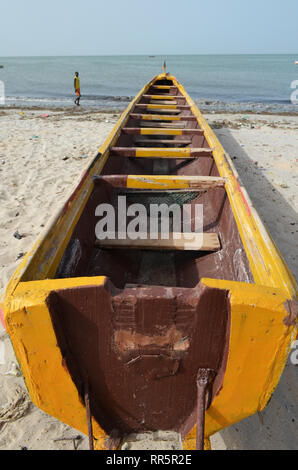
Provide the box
[0,107,297,450]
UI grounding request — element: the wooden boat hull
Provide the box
[2,74,297,450]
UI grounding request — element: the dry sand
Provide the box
[0,108,297,450]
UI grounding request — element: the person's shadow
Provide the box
[209,126,298,450]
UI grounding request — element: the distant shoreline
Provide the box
[1,104,298,117]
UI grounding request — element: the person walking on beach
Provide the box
[74,72,81,106]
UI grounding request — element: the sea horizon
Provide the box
[1,53,298,57]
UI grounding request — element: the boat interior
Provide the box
[47,76,254,447]
[55,77,253,289]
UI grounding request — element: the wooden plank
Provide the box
[151,85,177,89]
[134,138,192,146]
[140,121,186,129]
[143,94,179,100]
[147,108,181,116]
[122,127,204,135]
[140,108,181,114]
[150,100,178,105]
[95,233,220,252]
[110,147,214,158]
[93,175,227,190]
[130,114,197,121]
[135,104,190,109]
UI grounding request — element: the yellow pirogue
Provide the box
[1,74,297,450]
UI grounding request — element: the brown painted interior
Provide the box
[48,282,231,440]
[49,77,254,440]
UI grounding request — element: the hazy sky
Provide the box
[1,0,298,56]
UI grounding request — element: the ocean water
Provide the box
[0,55,298,113]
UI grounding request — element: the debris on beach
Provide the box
[53,435,83,450]
[3,362,22,378]
[211,120,242,130]
[13,230,25,240]
[0,385,30,424]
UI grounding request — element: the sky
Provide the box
[1,0,298,56]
